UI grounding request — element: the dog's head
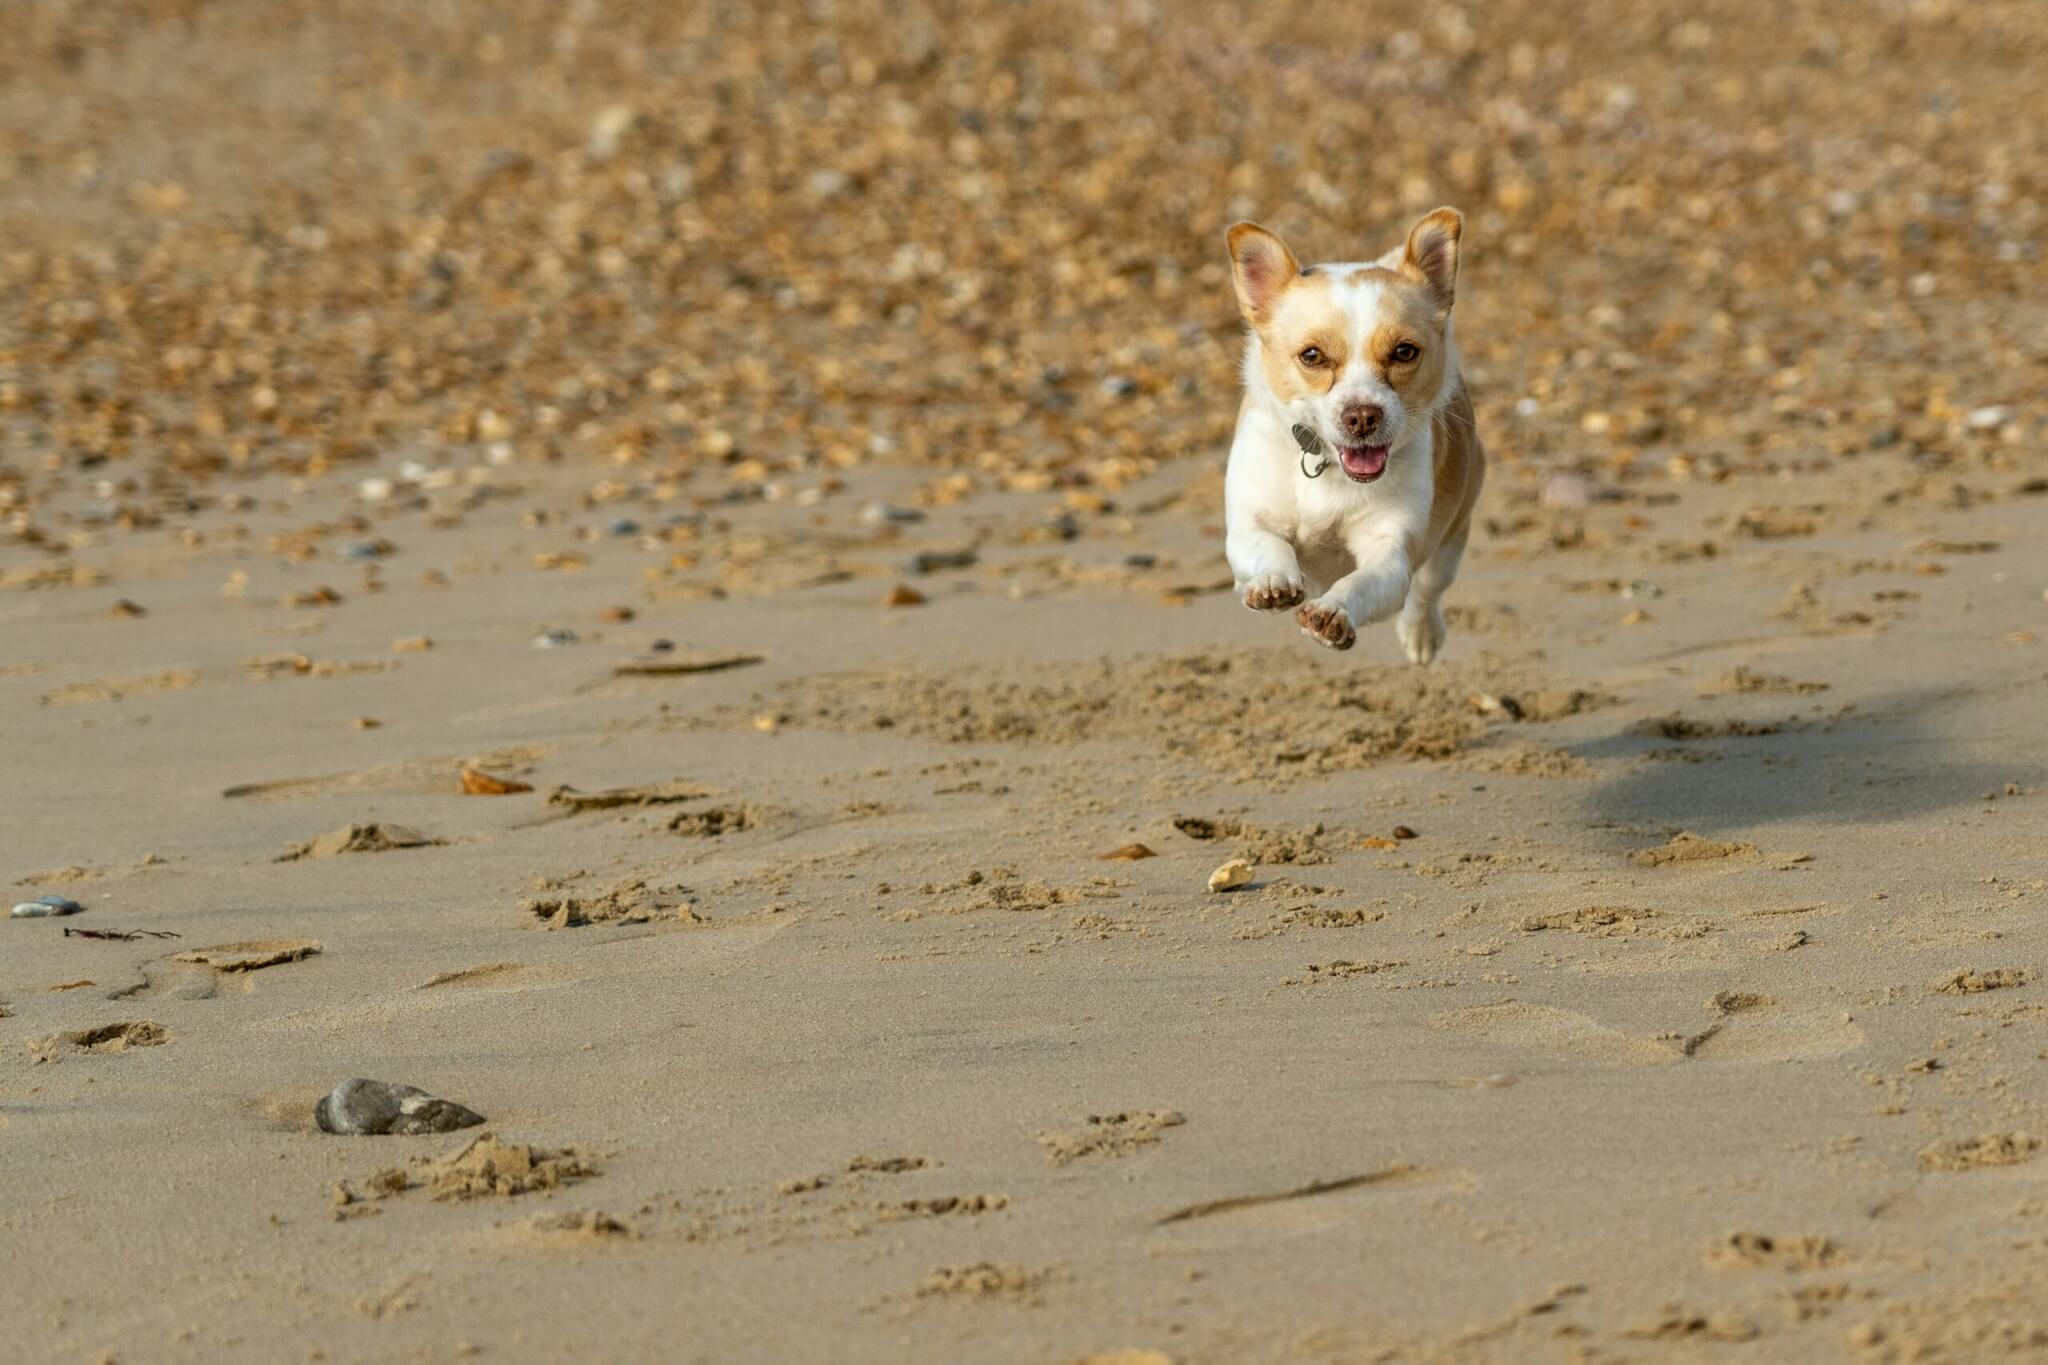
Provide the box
[1227,209,1462,484]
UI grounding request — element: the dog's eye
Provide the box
[1390,341,1421,364]
[1298,346,1324,367]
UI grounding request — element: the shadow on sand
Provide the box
[1565,682,2039,834]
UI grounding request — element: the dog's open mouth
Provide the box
[1337,444,1390,482]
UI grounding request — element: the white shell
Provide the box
[1207,859,1254,893]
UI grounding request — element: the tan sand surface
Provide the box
[3,3,2046,1362]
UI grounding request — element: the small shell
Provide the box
[460,768,533,796]
[11,895,84,919]
[1207,858,1254,893]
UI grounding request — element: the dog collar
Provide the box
[1292,423,1329,479]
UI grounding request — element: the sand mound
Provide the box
[523,877,699,929]
[918,1263,1050,1301]
[32,1021,169,1055]
[1932,968,2030,995]
[1631,833,1760,867]
[1038,1110,1184,1165]
[739,650,1574,784]
[1918,1134,2041,1172]
[275,824,442,861]
[423,1134,596,1201]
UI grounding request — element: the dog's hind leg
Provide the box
[1397,520,1468,665]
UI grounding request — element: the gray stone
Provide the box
[314,1078,485,1136]
[11,895,84,919]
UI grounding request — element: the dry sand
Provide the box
[3,2,2047,1363]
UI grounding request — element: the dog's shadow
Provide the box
[1562,683,2034,834]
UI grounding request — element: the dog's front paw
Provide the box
[1398,603,1447,665]
[1296,598,1356,650]
[1241,572,1306,612]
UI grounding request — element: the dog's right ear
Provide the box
[1227,222,1300,326]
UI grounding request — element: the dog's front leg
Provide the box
[1227,524,1307,612]
[1295,531,1412,651]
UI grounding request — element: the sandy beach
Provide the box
[3,3,2046,1362]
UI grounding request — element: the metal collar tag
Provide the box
[1292,424,1329,479]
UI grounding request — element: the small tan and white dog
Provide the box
[1222,208,1485,662]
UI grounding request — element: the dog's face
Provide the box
[1227,209,1461,484]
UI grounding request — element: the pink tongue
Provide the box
[1341,445,1389,478]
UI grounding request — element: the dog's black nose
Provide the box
[1340,403,1384,440]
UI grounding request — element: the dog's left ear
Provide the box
[1401,207,1462,309]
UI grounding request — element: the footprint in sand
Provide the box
[106,961,219,1001]
[1684,995,1865,1063]
[499,1211,637,1247]
[418,962,525,990]
[1432,998,1863,1067]
[1431,1003,1697,1066]
[109,939,323,1000]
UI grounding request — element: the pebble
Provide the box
[587,105,636,161]
[314,1078,486,1136]
[1540,473,1593,509]
[607,518,641,537]
[1041,512,1081,541]
[11,895,84,919]
[906,548,977,575]
[860,501,925,527]
[1207,858,1254,893]
[532,628,579,649]
[1966,405,2015,431]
